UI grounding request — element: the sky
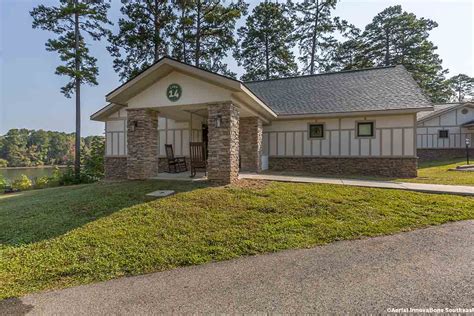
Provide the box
[1,0,473,136]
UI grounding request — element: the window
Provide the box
[438,130,449,138]
[357,122,374,137]
[308,124,324,138]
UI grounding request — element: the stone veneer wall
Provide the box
[417,148,474,162]
[239,117,263,172]
[126,108,158,180]
[269,157,418,178]
[104,157,128,180]
[207,103,240,184]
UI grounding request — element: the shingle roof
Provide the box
[417,103,457,121]
[245,65,432,116]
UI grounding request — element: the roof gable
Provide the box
[417,102,474,122]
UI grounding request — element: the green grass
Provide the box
[1,180,473,299]
[396,159,474,185]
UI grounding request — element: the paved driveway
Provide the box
[2,221,473,314]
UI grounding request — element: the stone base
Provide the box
[269,157,418,178]
[104,157,128,180]
[417,148,474,162]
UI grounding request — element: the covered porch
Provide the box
[128,102,266,184]
[96,57,276,184]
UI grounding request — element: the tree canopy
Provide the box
[447,74,474,102]
[0,129,103,168]
[334,5,451,102]
[108,0,175,81]
[235,1,298,81]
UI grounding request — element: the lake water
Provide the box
[0,166,66,184]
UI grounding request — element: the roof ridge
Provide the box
[244,65,398,84]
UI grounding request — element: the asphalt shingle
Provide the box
[245,65,432,115]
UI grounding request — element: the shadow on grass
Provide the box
[0,180,210,247]
[0,297,34,315]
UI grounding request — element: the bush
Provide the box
[0,159,8,168]
[35,176,50,188]
[12,175,33,191]
[0,174,7,189]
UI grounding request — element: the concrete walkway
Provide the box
[239,173,474,196]
[1,221,472,314]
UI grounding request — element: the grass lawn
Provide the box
[395,159,474,186]
[1,180,473,299]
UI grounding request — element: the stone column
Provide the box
[239,117,263,172]
[126,108,158,180]
[207,103,240,184]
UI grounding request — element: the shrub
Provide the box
[35,176,50,188]
[0,174,7,189]
[12,175,33,190]
[0,159,8,168]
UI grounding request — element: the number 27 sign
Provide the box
[167,84,182,102]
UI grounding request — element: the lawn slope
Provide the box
[1,180,473,299]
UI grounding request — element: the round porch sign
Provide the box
[166,83,182,102]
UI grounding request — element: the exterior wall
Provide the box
[157,116,204,158]
[269,157,417,178]
[127,71,232,109]
[104,157,127,180]
[105,108,128,157]
[126,109,159,179]
[418,148,474,162]
[417,105,474,149]
[263,114,416,158]
[239,117,263,172]
[207,103,240,184]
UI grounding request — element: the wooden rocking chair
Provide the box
[165,144,187,173]
[189,142,207,177]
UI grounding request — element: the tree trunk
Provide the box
[264,1,270,79]
[153,0,159,62]
[384,27,390,66]
[181,4,187,63]
[195,0,201,67]
[74,0,81,180]
[265,33,269,79]
[309,0,320,75]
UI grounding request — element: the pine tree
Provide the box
[235,1,297,81]
[355,5,450,102]
[291,0,353,74]
[31,0,111,179]
[447,74,474,102]
[108,0,176,81]
[171,0,247,76]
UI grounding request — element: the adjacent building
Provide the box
[417,102,474,161]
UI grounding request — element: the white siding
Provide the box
[157,116,205,157]
[417,105,474,149]
[262,114,416,158]
[105,119,127,157]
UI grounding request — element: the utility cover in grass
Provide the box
[146,190,175,198]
